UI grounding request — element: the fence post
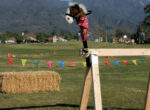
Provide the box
[91,54,103,110]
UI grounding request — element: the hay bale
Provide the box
[0,71,61,93]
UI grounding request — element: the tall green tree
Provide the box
[15,34,24,43]
[51,30,58,36]
[36,32,48,42]
[0,34,7,41]
[134,3,150,43]
[115,30,124,38]
[143,4,150,25]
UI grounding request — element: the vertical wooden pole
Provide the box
[145,72,150,110]
[80,67,92,110]
[80,28,92,110]
[91,54,103,110]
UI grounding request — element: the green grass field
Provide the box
[0,42,150,110]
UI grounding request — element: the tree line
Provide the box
[0,30,78,44]
[134,3,150,44]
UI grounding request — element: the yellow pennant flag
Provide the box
[82,62,86,67]
[21,59,27,67]
[132,60,137,66]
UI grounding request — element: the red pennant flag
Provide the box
[47,61,52,69]
[124,61,128,65]
[71,62,76,67]
[7,53,11,58]
[104,62,110,66]
[8,58,14,67]
[40,53,44,55]
[53,50,56,55]
[106,56,110,59]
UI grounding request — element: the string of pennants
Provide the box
[7,56,145,69]
[103,56,145,66]
[103,59,144,66]
[5,50,56,58]
[8,58,83,69]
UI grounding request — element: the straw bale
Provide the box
[0,71,61,93]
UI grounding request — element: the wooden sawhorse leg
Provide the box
[91,54,103,110]
[80,67,92,110]
[80,54,103,110]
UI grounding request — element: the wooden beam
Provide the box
[80,67,92,110]
[91,54,103,110]
[145,72,150,110]
[89,49,150,56]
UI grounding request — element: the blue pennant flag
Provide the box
[59,61,64,68]
[114,61,119,66]
[45,53,49,55]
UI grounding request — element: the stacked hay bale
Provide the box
[0,71,61,93]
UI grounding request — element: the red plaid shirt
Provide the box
[77,16,88,41]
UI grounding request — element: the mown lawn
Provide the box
[0,42,150,110]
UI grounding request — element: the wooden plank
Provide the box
[80,67,92,110]
[91,54,102,110]
[89,49,150,56]
[145,72,150,110]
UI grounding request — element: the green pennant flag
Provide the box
[141,59,144,64]
[34,60,40,68]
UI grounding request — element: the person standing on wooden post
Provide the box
[65,3,93,110]
[65,2,92,66]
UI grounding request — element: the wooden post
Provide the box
[91,54,103,110]
[80,67,92,110]
[145,72,150,110]
[80,28,92,110]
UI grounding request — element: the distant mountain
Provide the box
[0,0,149,34]
[75,0,149,32]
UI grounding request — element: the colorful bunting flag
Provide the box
[12,54,16,58]
[7,53,11,58]
[4,53,147,69]
[114,61,119,66]
[59,61,64,68]
[104,62,110,66]
[71,62,76,67]
[82,62,86,67]
[21,59,27,67]
[47,61,52,69]
[124,61,129,65]
[106,56,110,59]
[132,60,137,66]
[34,60,40,68]
[8,58,14,67]
[40,53,44,55]
[45,53,49,55]
[141,59,144,64]
[53,50,56,55]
